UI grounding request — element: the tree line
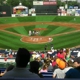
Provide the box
[0,0,79,8]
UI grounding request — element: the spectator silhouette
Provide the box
[2,48,40,78]
[1,65,14,76]
[65,67,80,78]
[0,70,2,77]
[65,60,80,78]
[29,61,43,78]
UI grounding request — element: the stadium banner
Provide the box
[33,1,43,5]
[12,14,28,17]
[59,6,64,9]
[75,9,80,16]
[58,13,61,16]
[74,6,78,9]
[2,12,6,14]
[67,9,75,16]
[32,13,36,16]
[43,1,57,5]
[69,6,74,9]
[29,8,36,16]
[49,0,56,1]
[61,10,67,16]
[30,8,36,14]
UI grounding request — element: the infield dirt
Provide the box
[0,22,80,45]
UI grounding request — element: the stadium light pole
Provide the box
[65,0,68,9]
[66,0,68,9]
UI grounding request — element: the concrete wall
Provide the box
[0,58,15,62]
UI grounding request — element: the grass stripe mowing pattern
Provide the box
[53,31,80,49]
[53,16,75,22]
[0,16,80,50]
[0,31,21,49]
[36,16,56,22]
[5,25,75,36]
[8,26,28,35]
[17,16,36,22]
[6,26,36,36]
[0,17,19,24]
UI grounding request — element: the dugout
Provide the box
[0,5,12,17]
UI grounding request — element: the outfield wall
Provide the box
[0,58,15,62]
[0,5,12,17]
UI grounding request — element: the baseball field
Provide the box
[0,16,80,50]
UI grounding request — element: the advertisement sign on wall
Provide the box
[74,6,78,9]
[75,9,80,16]
[43,1,57,5]
[33,1,43,5]
[49,0,56,1]
[67,9,75,16]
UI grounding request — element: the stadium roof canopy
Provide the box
[13,2,28,9]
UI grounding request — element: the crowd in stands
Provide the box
[0,47,80,78]
[0,48,17,58]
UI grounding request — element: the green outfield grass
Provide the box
[0,16,80,50]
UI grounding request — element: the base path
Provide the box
[0,22,80,44]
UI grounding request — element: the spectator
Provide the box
[63,60,74,76]
[29,61,43,78]
[4,57,7,62]
[62,60,80,78]
[57,49,66,60]
[65,67,80,78]
[73,56,80,68]
[0,70,2,77]
[66,48,71,62]
[77,51,80,57]
[39,64,48,73]
[52,57,58,71]
[2,48,40,78]
[36,57,43,67]
[53,58,66,78]
[1,65,14,76]
[44,44,47,51]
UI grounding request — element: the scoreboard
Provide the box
[33,0,57,14]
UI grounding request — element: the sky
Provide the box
[61,0,80,3]
[77,0,80,3]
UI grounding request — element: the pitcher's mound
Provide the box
[34,28,47,31]
[21,36,53,44]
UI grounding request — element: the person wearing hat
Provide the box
[53,58,67,78]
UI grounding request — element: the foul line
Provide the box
[1,29,80,39]
[1,30,26,37]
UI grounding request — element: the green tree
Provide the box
[56,0,65,8]
[67,1,78,6]
[6,0,33,8]
[6,0,19,7]
[21,0,33,8]
[0,0,5,5]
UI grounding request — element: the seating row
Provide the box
[0,68,53,78]
[0,78,79,80]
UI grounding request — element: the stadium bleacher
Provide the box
[0,48,80,78]
[0,78,79,80]
[0,68,53,78]
[41,72,53,78]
